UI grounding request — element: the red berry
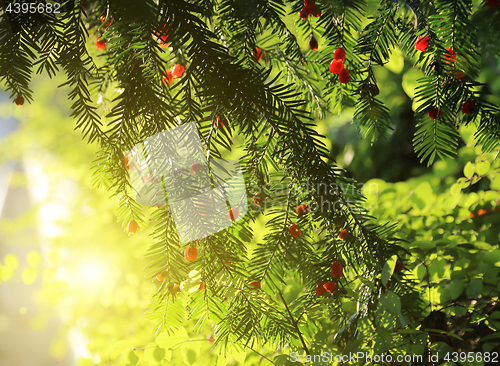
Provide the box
[191,162,201,174]
[338,229,347,240]
[253,193,264,206]
[384,280,392,288]
[415,35,430,52]
[451,70,465,80]
[95,37,106,50]
[184,246,198,261]
[395,260,404,272]
[14,96,24,105]
[252,47,263,62]
[296,204,307,215]
[323,281,337,293]
[228,208,239,221]
[172,64,185,78]
[333,48,346,61]
[199,282,205,290]
[461,100,474,114]
[428,108,442,119]
[339,68,350,83]
[156,273,165,281]
[289,224,301,238]
[124,156,129,170]
[299,8,308,19]
[162,70,173,85]
[370,84,380,96]
[329,59,343,74]
[249,281,261,290]
[477,208,487,216]
[309,36,318,51]
[128,220,139,234]
[155,24,169,45]
[315,282,326,296]
[444,48,456,63]
[331,261,343,278]
[486,0,500,8]
[142,170,158,184]
[101,15,112,29]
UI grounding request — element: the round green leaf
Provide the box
[124,348,139,366]
[482,250,500,265]
[411,344,425,355]
[144,343,166,365]
[385,47,404,74]
[476,160,491,176]
[111,340,133,360]
[156,326,189,349]
[450,182,461,196]
[449,280,465,300]
[27,250,41,268]
[22,268,38,285]
[385,291,401,315]
[468,278,483,298]
[463,162,475,178]
[4,254,19,269]
[382,255,397,288]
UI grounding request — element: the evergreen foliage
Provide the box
[1,0,500,364]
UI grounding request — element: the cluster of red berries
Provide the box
[93,14,113,50]
[470,206,500,218]
[359,82,379,98]
[162,64,185,85]
[428,99,475,120]
[152,245,202,291]
[315,261,344,296]
[289,203,307,238]
[253,193,264,206]
[299,0,321,19]
[100,14,112,29]
[329,48,350,83]
[156,272,205,295]
[155,23,169,46]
